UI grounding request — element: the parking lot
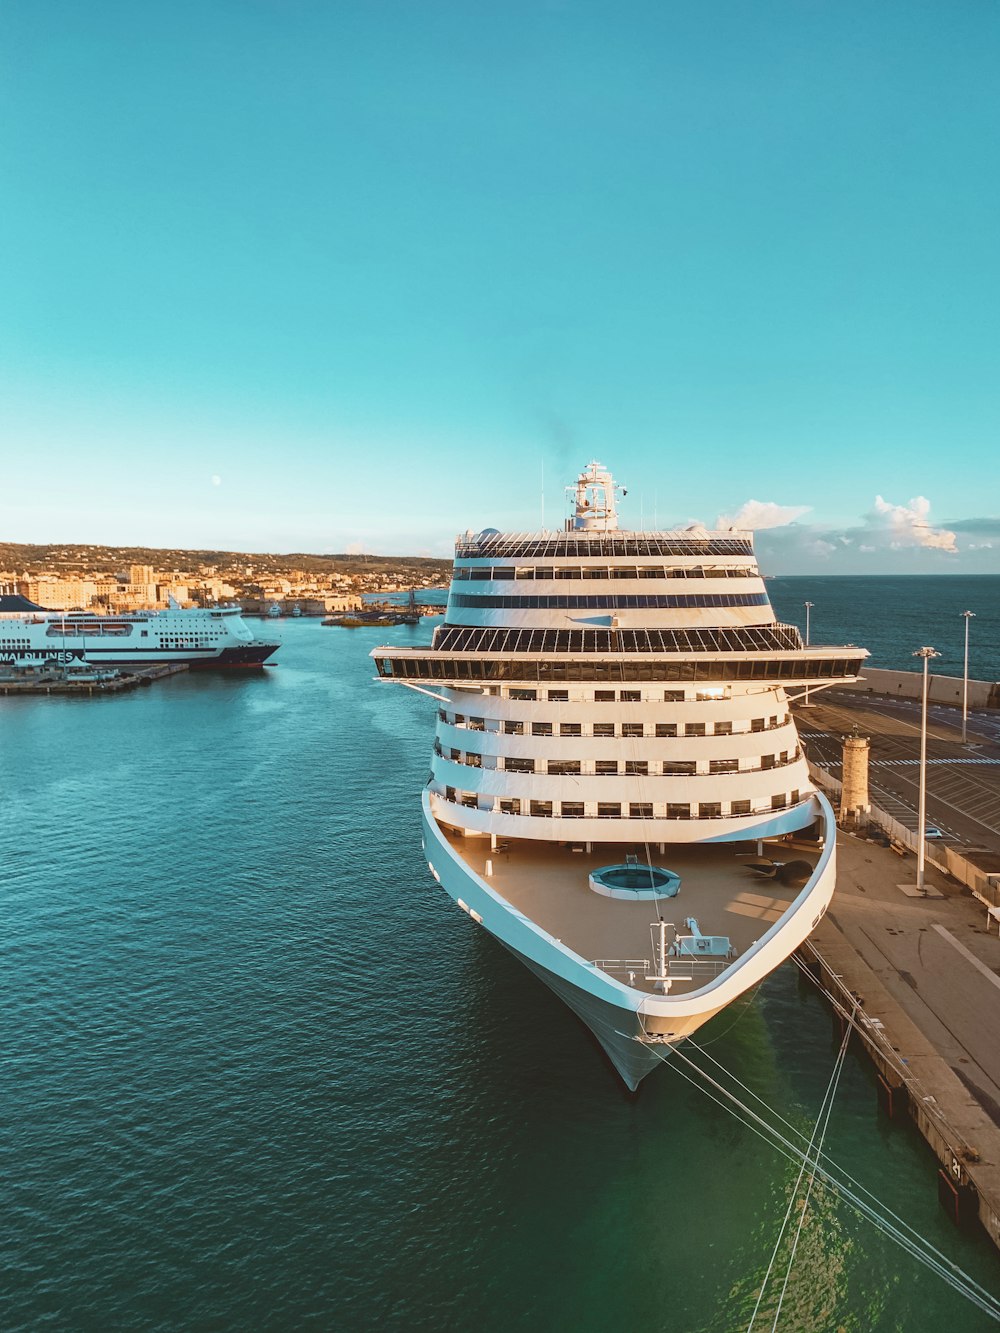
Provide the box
[795,691,1000,850]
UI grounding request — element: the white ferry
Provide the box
[372,463,867,1088]
[0,597,279,670]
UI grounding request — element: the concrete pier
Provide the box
[0,663,189,696]
[800,831,1000,1249]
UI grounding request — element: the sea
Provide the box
[2,575,999,1331]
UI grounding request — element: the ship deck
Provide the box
[435,821,818,995]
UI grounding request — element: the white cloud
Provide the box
[869,495,957,552]
[211,474,222,487]
[716,499,811,531]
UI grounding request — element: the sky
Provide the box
[1,0,998,572]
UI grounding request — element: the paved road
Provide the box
[793,691,1000,852]
[827,835,1000,1133]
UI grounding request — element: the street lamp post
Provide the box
[803,602,814,706]
[961,611,975,745]
[913,646,940,895]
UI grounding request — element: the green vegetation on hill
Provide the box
[0,542,451,579]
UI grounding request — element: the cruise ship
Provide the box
[0,598,279,670]
[372,463,867,1088]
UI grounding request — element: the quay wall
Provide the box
[797,933,1000,1250]
[841,667,1000,710]
[801,757,1000,1249]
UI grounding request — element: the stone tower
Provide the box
[839,727,871,828]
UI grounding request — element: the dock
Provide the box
[0,663,189,696]
[793,685,1000,1250]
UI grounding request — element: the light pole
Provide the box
[913,646,940,895]
[961,611,975,744]
[803,602,814,706]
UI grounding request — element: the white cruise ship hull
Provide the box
[423,788,838,1090]
[374,462,863,1087]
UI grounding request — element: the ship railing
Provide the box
[591,959,651,981]
[665,957,732,978]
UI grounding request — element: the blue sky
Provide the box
[1,0,998,571]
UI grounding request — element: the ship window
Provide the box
[713,721,733,736]
[561,801,585,818]
[548,760,581,776]
[699,802,722,818]
[667,803,691,819]
[731,800,751,816]
[655,723,677,738]
[685,723,705,737]
[636,566,660,579]
[510,689,536,701]
[449,748,461,761]
[772,794,788,810]
[597,802,621,819]
[619,690,641,702]
[625,761,648,776]
[762,755,775,770]
[751,718,765,732]
[596,760,618,775]
[461,793,478,808]
[791,789,800,805]
[622,723,643,738]
[141,631,148,638]
[532,722,552,736]
[446,786,457,802]
[503,721,524,735]
[593,723,615,737]
[547,690,569,701]
[779,750,788,764]
[499,798,521,815]
[663,761,696,776]
[664,690,684,702]
[630,803,654,818]
[530,800,553,817]
[770,716,778,727]
[582,567,607,580]
[710,760,739,774]
[505,758,535,773]
[466,753,482,768]
[453,714,465,725]
[560,723,582,736]
[593,690,614,702]
[554,567,581,579]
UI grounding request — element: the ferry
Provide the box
[372,463,868,1088]
[0,597,279,670]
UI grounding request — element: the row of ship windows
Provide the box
[454,538,755,559]
[440,711,792,736]
[453,565,758,581]
[381,658,857,682]
[496,688,732,702]
[450,593,770,610]
[441,788,803,819]
[435,745,800,775]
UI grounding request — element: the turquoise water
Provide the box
[3,608,999,1330]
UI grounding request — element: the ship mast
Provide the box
[567,461,626,531]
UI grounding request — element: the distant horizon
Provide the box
[3,536,999,578]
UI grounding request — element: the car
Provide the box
[924,826,945,840]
